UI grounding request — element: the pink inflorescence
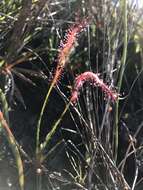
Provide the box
[53,18,88,85]
[71,71,118,104]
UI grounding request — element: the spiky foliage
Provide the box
[0,1,143,190]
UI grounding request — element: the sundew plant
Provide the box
[0,0,143,190]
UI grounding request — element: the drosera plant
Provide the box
[39,71,118,157]
[34,14,120,189]
[1,0,142,189]
[35,17,89,163]
[70,71,118,104]
[35,17,90,189]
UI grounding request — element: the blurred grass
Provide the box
[0,88,24,190]
[0,0,143,189]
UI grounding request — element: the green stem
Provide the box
[36,82,55,157]
[0,88,24,190]
[114,0,128,161]
[0,88,9,124]
[40,102,70,157]
[0,117,24,190]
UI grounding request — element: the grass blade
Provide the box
[0,111,24,190]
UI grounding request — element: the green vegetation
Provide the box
[0,0,143,189]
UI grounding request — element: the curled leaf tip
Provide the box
[71,71,118,104]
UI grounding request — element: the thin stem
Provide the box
[114,0,128,161]
[40,102,70,155]
[0,88,9,124]
[0,111,24,190]
[36,82,55,156]
[36,172,42,190]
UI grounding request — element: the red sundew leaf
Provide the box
[71,71,118,104]
[52,18,88,86]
